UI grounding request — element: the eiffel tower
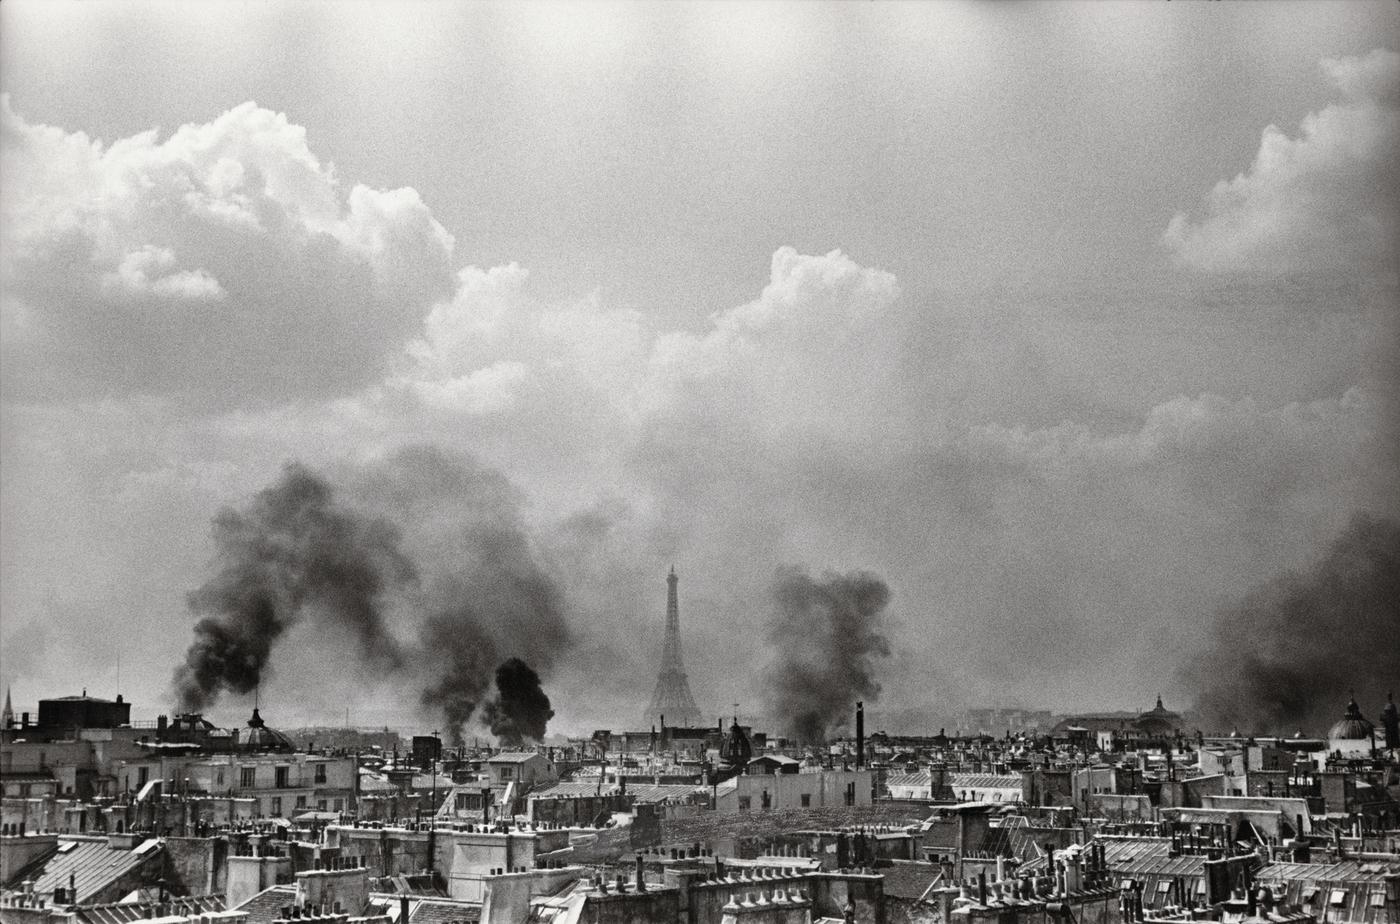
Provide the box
[643,567,703,728]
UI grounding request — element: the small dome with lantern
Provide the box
[237,707,295,752]
[1326,696,1374,758]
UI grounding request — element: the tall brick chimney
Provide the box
[855,702,865,771]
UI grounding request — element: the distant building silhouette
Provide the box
[643,567,703,728]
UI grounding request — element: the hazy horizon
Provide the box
[3,1,1397,741]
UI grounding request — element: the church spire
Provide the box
[1,686,12,729]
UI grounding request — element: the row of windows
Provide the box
[230,763,331,788]
[736,791,846,811]
[132,762,329,791]
[266,796,345,816]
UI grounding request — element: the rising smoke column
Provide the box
[171,447,575,735]
[357,447,573,744]
[1184,512,1400,735]
[415,528,571,744]
[482,657,555,746]
[763,566,892,743]
[172,463,416,711]
[417,615,498,746]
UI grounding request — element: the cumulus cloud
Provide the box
[101,246,226,302]
[646,247,904,436]
[0,97,456,403]
[1164,49,1399,276]
[3,91,1396,730]
[348,246,1394,722]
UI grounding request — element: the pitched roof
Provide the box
[1255,862,1400,924]
[948,774,1021,790]
[488,752,546,764]
[749,755,800,766]
[358,770,400,792]
[531,782,617,799]
[232,884,297,923]
[75,895,225,924]
[405,898,482,924]
[1260,859,1400,882]
[21,836,165,904]
[622,783,706,804]
[1021,837,1180,874]
[886,772,931,789]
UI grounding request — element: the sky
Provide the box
[1,1,1397,737]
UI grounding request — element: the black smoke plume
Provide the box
[417,617,498,746]
[173,463,415,712]
[763,566,892,743]
[172,447,573,743]
[483,657,555,746]
[403,463,572,744]
[1184,512,1400,735]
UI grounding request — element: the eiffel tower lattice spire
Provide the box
[643,566,703,728]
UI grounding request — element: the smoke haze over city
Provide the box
[2,3,1397,737]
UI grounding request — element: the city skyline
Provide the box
[2,1,1398,738]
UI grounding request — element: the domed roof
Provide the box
[1327,697,1374,742]
[237,707,295,752]
[1143,695,1178,718]
[718,718,751,769]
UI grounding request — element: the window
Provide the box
[216,770,225,786]
[275,766,290,788]
[800,794,811,807]
[271,797,282,816]
[296,795,307,809]
[499,767,514,780]
[317,800,327,812]
[333,798,344,812]
[241,767,257,788]
[738,796,751,812]
[1329,891,1346,908]
[315,764,327,784]
[138,767,149,786]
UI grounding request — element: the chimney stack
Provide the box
[855,702,865,771]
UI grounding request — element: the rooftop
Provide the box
[74,895,225,924]
[20,835,164,904]
[487,752,546,764]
